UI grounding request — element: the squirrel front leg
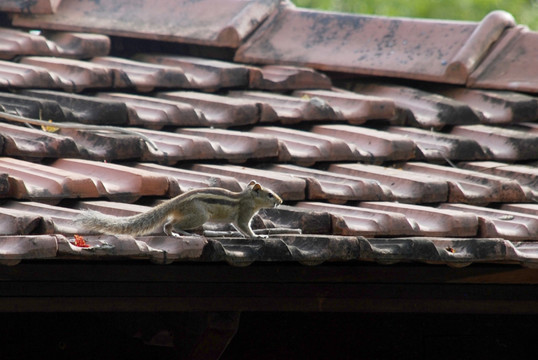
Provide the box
[234,213,266,239]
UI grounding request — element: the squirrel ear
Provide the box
[248,180,258,187]
[252,183,262,191]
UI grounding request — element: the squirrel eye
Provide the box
[268,193,274,198]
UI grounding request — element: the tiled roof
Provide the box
[0,0,537,267]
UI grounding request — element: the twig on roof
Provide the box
[0,110,159,151]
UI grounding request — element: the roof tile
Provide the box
[189,164,306,201]
[293,89,398,125]
[0,27,56,59]
[451,125,538,161]
[229,91,340,124]
[360,201,479,237]
[268,164,391,203]
[133,163,243,194]
[431,86,538,124]
[0,90,68,121]
[296,202,419,237]
[459,161,538,199]
[3,200,81,234]
[45,32,110,59]
[158,91,262,127]
[311,124,417,162]
[0,59,70,89]
[0,207,43,235]
[401,162,529,204]
[236,6,514,84]
[468,26,538,93]
[249,65,332,91]
[19,56,127,91]
[387,126,490,161]
[97,93,207,129]
[12,0,280,48]
[329,163,448,203]
[50,158,171,202]
[0,0,62,14]
[91,56,192,92]
[0,235,58,266]
[250,126,357,165]
[439,203,538,241]
[0,157,100,203]
[0,122,80,160]
[177,128,279,162]
[19,89,128,125]
[352,82,482,129]
[261,205,333,235]
[134,54,250,90]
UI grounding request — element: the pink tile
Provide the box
[312,124,417,162]
[387,126,489,161]
[267,164,391,203]
[293,89,397,125]
[0,207,43,235]
[440,203,538,241]
[352,82,481,129]
[296,202,418,237]
[360,202,479,237]
[0,27,56,60]
[249,65,332,91]
[0,157,100,203]
[469,26,538,93]
[46,32,110,59]
[0,235,58,266]
[236,6,514,83]
[329,163,448,203]
[0,0,61,14]
[250,126,357,165]
[158,91,261,127]
[97,93,208,129]
[402,162,529,204]
[13,0,280,47]
[0,59,69,89]
[177,128,279,162]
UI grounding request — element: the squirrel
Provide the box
[75,180,283,238]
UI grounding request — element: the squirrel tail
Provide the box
[75,206,170,236]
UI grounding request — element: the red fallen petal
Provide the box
[73,234,91,248]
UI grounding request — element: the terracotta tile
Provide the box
[133,163,242,195]
[311,124,417,162]
[0,122,80,160]
[0,0,61,14]
[91,56,192,92]
[0,235,58,266]
[295,202,418,237]
[134,54,250,90]
[249,126,357,165]
[469,26,538,93]
[360,202,479,237]
[19,56,128,91]
[249,65,332,91]
[352,82,481,129]
[329,163,448,203]
[74,200,150,218]
[131,129,217,165]
[189,164,306,201]
[459,161,538,199]
[293,89,398,125]
[45,32,110,59]
[0,207,43,235]
[97,93,207,129]
[401,162,529,204]
[262,205,333,235]
[0,59,70,89]
[3,200,81,234]
[500,203,538,217]
[158,91,261,127]
[439,203,538,241]
[431,86,538,124]
[236,6,514,83]
[20,90,128,125]
[229,91,340,124]
[177,128,279,162]
[267,164,391,203]
[387,126,490,161]
[50,158,171,202]
[13,0,280,48]
[0,173,8,197]
[0,157,100,203]
[0,90,67,121]
[0,27,56,60]
[451,125,538,161]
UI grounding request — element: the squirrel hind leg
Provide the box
[164,213,207,237]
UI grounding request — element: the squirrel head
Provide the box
[247,180,283,209]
